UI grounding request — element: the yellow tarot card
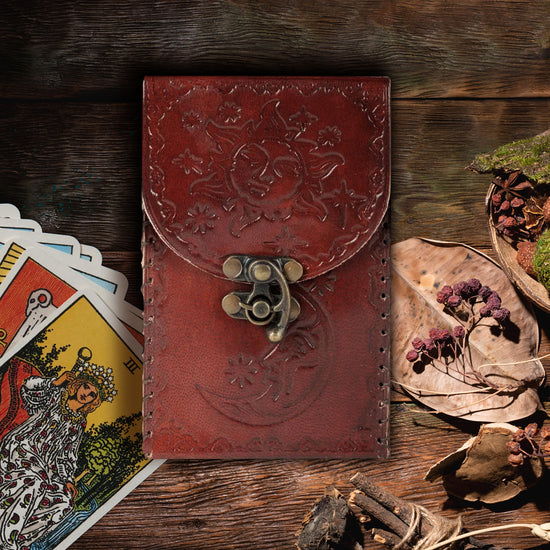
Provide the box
[0,290,161,550]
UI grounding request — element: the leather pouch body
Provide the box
[142,76,391,459]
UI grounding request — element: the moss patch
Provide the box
[468,130,550,186]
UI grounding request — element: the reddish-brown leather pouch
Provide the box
[142,76,391,459]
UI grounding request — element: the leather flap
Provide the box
[143,76,390,281]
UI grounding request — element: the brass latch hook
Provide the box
[221,255,303,343]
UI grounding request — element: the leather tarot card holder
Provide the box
[142,76,391,459]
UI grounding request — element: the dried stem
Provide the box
[349,473,508,550]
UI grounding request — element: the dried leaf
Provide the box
[391,238,545,422]
[426,423,545,503]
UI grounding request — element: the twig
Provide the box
[349,473,508,550]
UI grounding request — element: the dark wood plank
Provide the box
[1,0,549,100]
[67,403,550,549]
[2,99,549,251]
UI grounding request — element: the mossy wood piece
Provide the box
[468,129,550,186]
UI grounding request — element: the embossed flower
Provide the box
[353,95,371,112]
[289,106,318,132]
[171,149,203,175]
[225,355,259,389]
[304,273,337,297]
[217,102,242,124]
[181,110,201,128]
[185,203,217,234]
[317,126,342,147]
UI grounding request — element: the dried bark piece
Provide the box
[296,486,362,550]
[426,423,545,504]
[467,129,550,186]
[391,238,545,422]
[516,241,537,277]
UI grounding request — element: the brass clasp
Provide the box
[221,255,303,343]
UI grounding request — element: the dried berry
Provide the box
[406,350,419,362]
[411,337,424,351]
[479,285,493,300]
[511,197,524,209]
[453,325,465,339]
[486,292,501,310]
[467,278,481,293]
[540,426,550,440]
[423,339,436,352]
[452,281,468,297]
[505,440,522,454]
[525,423,539,438]
[441,284,453,296]
[447,295,462,307]
[492,308,510,324]
[479,305,493,318]
[508,453,524,466]
[512,429,525,442]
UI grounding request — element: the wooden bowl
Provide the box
[486,182,550,315]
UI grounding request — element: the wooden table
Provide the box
[1,2,550,548]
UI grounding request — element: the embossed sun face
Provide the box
[229,140,303,206]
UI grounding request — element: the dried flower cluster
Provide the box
[506,423,550,466]
[489,170,550,290]
[405,279,511,389]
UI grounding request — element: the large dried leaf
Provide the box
[425,423,545,503]
[391,238,545,422]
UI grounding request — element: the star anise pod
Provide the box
[523,195,549,236]
[491,171,534,239]
[492,170,533,200]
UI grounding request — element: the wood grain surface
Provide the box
[1,1,550,549]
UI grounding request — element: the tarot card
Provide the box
[0,228,80,258]
[79,244,102,264]
[0,204,21,219]
[0,218,41,234]
[0,247,142,359]
[0,290,161,550]
[0,237,128,298]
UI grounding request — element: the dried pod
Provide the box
[425,423,545,504]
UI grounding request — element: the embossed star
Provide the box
[289,105,318,132]
[264,227,308,257]
[328,179,369,230]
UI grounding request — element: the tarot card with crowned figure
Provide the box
[0,290,161,550]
